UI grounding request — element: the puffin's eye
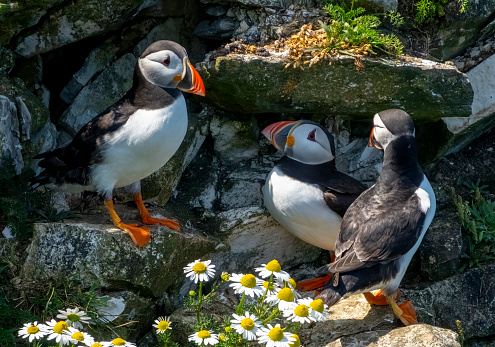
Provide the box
[307,129,316,142]
[163,57,170,66]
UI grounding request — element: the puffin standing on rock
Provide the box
[30,40,205,247]
[316,109,436,326]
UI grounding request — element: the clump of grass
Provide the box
[415,0,470,24]
[451,185,495,271]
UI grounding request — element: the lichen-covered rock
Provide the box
[198,54,473,121]
[0,46,15,74]
[210,207,324,274]
[14,0,145,57]
[366,324,461,347]
[21,209,218,297]
[403,263,495,340]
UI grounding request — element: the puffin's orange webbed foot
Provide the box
[117,222,151,247]
[363,289,400,306]
[398,300,418,325]
[134,193,181,231]
[296,274,332,292]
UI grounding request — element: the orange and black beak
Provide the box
[368,126,382,149]
[177,57,205,96]
[262,121,296,151]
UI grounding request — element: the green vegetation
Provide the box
[452,184,495,271]
[321,0,404,57]
[415,0,470,24]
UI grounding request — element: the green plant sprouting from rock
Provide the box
[451,185,495,271]
[321,0,404,57]
[415,0,470,24]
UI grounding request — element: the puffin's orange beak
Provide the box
[368,126,382,149]
[262,121,295,151]
[177,58,205,96]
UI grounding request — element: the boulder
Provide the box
[0,95,23,174]
[366,324,460,347]
[403,262,495,340]
[21,205,218,297]
[198,54,473,121]
[14,0,145,57]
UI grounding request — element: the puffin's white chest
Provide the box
[263,166,342,250]
[92,95,187,192]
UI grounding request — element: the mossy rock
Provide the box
[198,54,473,122]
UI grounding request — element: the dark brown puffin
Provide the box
[316,109,436,325]
[30,40,205,247]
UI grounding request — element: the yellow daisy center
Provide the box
[112,338,126,345]
[277,288,294,302]
[91,344,103,347]
[240,274,257,288]
[72,332,84,341]
[221,272,230,282]
[294,304,309,317]
[225,326,232,333]
[219,334,226,341]
[268,327,284,341]
[240,318,255,331]
[310,299,324,313]
[263,281,275,291]
[193,263,207,274]
[53,321,68,334]
[67,313,80,322]
[157,320,170,331]
[198,330,211,339]
[266,260,281,272]
[289,278,297,288]
[27,326,39,334]
[289,334,301,347]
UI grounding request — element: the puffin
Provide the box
[316,109,436,326]
[30,40,205,247]
[262,120,372,292]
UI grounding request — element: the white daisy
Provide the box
[153,316,172,334]
[276,278,301,299]
[229,273,264,297]
[183,259,216,283]
[56,307,91,329]
[230,311,261,341]
[18,321,48,343]
[282,302,314,324]
[298,297,329,322]
[256,324,295,347]
[45,319,71,345]
[89,342,105,347]
[64,326,94,346]
[289,334,302,347]
[101,338,136,346]
[265,287,297,310]
[188,330,219,345]
[255,260,291,282]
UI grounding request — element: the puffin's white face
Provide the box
[138,50,185,88]
[370,114,397,150]
[285,123,335,165]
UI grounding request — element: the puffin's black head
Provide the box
[138,40,205,96]
[369,109,415,150]
[262,120,335,164]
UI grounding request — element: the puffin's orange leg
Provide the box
[398,301,418,325]
[296,253,335,296]
[386,296,416,326]
[363,289,400,306]
[133,193,181,231]
[104,200,151,247]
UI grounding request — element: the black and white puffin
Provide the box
[316,109,436,326]
[30,40,205,247]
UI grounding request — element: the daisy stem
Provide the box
[236,293,246,315]
[197,281,203,325]
[203,281,221,300]
[262,308,279,325]
[258,273,274,305]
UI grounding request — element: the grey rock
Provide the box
[198,54,473,121]
[194,17,238,40]
[60,42,119,104]
[60,53,136,134]
[21,211,218,297]
[0,46,16,74]
[367,324,461,347]
[219,167,264,209]
[15,97,31,142]
[206,5,229,16]
[0,95,23,174]
[26,121,57,173]
[403,263,495,340]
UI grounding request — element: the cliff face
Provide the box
[1,0,495,345]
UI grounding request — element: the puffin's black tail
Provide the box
[316,272,349,307]
[29,148,65,188]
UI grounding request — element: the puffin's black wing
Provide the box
[31,99,137,188]
[328,182,426,274]
[320,172,367,217]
